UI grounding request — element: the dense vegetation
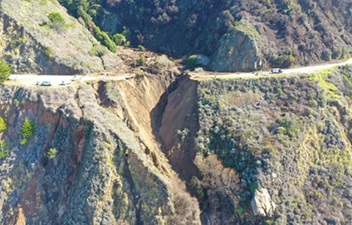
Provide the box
[58,0,129,52]
[58,0,352,70]
[194,66,352,224]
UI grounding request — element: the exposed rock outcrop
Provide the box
[251,188,276,216]
[209,26,264,72]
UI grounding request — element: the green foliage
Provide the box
[0,117,7,132]
[44,47,54,58]
[235,207,244,214]
[136,55,146,66]
[121,26,130,39]
[276,116,299,139]
[10,38,24,49]
[138,45,146,51]
[93,26,117,53]
[112,33,126,46]
[19,118,35,146]
[237,22,259,37]
[309,69,339,99]
[187,55,198,69]
[190,176,205,200]
[89,45,107,57]
[0,141,9,159]
[47,12,66,32]
[271,51,295,68]
[322,49,332,61]
[0,60,11,83]
[47,148,58,159]
[77,5,92,25]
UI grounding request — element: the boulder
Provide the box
[251,188,276,216]
[209,24,264,72]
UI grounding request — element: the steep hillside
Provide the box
[0,72,200,224]
[60,0,352,71]
[0,0,126,74]
[159,66,352,224]
[1,63,352,224]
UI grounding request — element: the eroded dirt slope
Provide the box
[0,72,200,225]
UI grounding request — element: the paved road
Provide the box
[7,73,134,86]
[191,58,352,80]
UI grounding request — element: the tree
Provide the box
[112,33,126,46]
[0,60,11,83]
[93,26,117,53]
[19,118,35,146]
[187,55,198,69]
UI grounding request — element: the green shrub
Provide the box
[47,148,58,159]
[48,12,66,33]
[44,47,54,58]
[136,55,146,66]
[322,49,332,61]
[0,117,6,132]
[19,118,35,145]
[0,60,11,83]
[77,6,92,25]
[0,141,8,159]
[112,33,126,46]
[235,207,244,214]
[10,38,24,49]
[93,26,117,53]
[138,45,146,51]
[187,55,198,69]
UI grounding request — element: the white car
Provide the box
[271,68,283,74]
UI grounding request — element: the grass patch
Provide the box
[308,68,339,99]
[0,117,7,132]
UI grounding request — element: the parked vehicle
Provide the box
[41,81,52,86]
[271,68,283,74]
[60,80,71,85]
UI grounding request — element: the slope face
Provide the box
[67,0,352,71]
[0,0,125,74]
[0,73,200,224]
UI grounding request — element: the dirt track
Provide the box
[190,58,352,80]
[6,58,352,85]
[6,73,134,86]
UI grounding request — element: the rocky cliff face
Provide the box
[0,73,200,225]
[209,25,264,72]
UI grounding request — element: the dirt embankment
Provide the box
[0,72,201,225]
[157,76,201,180]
